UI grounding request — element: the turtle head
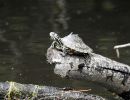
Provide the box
[50,32,60,41]
[49,32,63,49]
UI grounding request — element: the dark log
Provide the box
[0,81,105,100]
[47,47,130,96]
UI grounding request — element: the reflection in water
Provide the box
[50,0,68,32]
[0,0,129,99]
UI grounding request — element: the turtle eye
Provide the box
[54,34,58,38]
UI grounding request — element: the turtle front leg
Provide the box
[51,41,56,48]
[62,46,68,56]
[62,48,75,56]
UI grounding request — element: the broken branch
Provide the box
[114,43,130,58]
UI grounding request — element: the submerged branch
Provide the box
[114,43,130,49]
[114,43,130,58]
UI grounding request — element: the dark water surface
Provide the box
[0,0,130,99]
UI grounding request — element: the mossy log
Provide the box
[0,81,105,100]
[47,47,130,99]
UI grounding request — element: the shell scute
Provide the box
[61,33,93,53]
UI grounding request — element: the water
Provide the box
[0,0,129,99]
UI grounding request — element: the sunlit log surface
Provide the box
[0,81,106,100]
[47,47,130,99]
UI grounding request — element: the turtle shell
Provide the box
[61,33,93,53]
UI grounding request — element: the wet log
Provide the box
[47,47,130,96]
[0,81,105,100]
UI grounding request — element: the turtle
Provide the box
[49,32,93,55]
